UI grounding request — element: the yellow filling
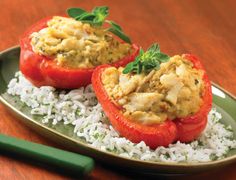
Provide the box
[102,55,204,125]
[30,16,131,68]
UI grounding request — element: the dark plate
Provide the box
[0,46,236,175]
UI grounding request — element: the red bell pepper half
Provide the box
[19,16,139,89]
[92,54,212,149]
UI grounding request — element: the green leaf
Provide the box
[67,6,132,43]
[123,55,142,74]
[108,27,131,44]
[122,43,170,74]
[92,6,109,26]
[106,20,131,43]
[92,6,109,16]
[76,13,96,21]
[147,43,160,53]
[136,62,142,74]
[106,20,122,31]
[67,8,86,18]
[157,53,169,62]
[139,49,144,55]
[123,62,134,74]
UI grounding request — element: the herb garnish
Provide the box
[67,6,131,43]
[123,43,170,74]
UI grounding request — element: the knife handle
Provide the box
[0,134,94,176]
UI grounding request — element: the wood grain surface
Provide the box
[0,0,236,179]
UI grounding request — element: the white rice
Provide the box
[7,72,236,163]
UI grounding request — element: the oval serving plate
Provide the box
[0,46,236,175]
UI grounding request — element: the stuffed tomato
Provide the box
[20,7,139,89]
[92,44,212,149]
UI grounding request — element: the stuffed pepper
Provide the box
[20,6,139,89]
[92,44,212,149]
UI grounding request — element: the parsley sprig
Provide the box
[67,6,131,43]
[123,43,170,74]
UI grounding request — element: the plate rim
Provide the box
[1,45,236,170]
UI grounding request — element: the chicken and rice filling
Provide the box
[102,55,204,124]
[30,16,131,68]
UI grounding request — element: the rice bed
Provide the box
[6,72,236,163]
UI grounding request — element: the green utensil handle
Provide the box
[0,134,94,175]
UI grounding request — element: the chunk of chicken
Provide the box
[122,93,163,112]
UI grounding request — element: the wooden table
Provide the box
[0,0,235,179]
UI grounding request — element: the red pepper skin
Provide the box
[174,54,212,142]
[20,16,140,89]
[92,55,212,149]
